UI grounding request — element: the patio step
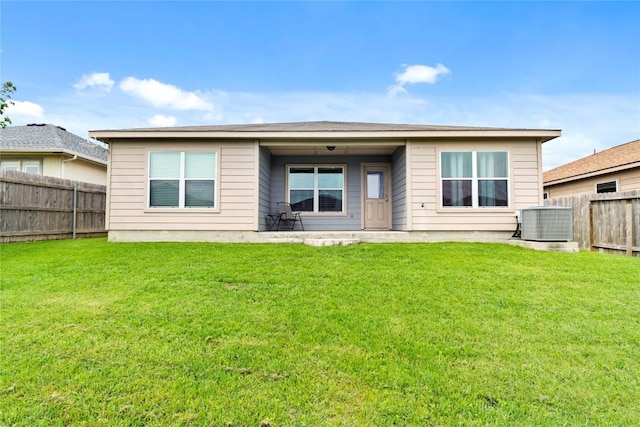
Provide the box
[303,238,360,247]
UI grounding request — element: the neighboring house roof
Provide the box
[90,120,561,143]
[0,124,109,164]
[544,139,640,185]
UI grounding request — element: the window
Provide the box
[596,180,617,193]
[0,159,42,174]
[288,165,345,213]
[148,151,217,208]
[440,151,509,208]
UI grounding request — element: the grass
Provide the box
[1,238,639,426]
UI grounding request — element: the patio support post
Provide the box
[72,183,78,239]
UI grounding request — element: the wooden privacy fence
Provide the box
[545,190,640,256]
[0,170,106,243]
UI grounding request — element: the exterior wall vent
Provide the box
[521,206,573,242]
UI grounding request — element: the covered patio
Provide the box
[258,134,407,232]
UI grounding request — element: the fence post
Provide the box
[589,200,595,251]
[626,201,633,256]
[72,183,78,239]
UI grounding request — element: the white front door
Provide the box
[363,164,391,229]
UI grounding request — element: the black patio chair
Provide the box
[277,202,304,231]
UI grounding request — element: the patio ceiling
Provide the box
[259,139,406,156]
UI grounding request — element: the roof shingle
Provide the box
[92,120,554,133]
[0,124,108,162]
[543,139,640,183]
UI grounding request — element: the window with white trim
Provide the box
[148,151,217,208]
[288,165,345,213]
[440,151,509,208]
[0,159,42,174]
[596,180,617,193]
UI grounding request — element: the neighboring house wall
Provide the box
[409,139,541,231]
[42,156,62,177]
[391,146,407,231]
[0,154,58,176]
[1,155,46,174]
[270,155,391,231]
[107,140,258,232]
[545,168,640,198]
[63,159,108,185]
[1,154,107,185]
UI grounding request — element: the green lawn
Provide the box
[1,238,639,426]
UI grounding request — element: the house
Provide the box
[0,124,109,185]
[89,121,560,242]
[543,139,640,198]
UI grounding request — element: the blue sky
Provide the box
[2,1,639,169]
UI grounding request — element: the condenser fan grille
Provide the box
[521,207,573,242]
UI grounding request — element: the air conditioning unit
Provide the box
[521,206,573,242]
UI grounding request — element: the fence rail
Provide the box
[545,190,640,256]
[0,170,106,243]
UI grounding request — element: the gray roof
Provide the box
[93,120,545,133]
[90,120,561,146]
[0,124,109,163]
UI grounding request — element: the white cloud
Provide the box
[15,80,637,174]
[73,72,114,92]
[396,64,450,85]
[542,133,600,171]
[386,85,407,97]
[202,111,224,122]
[119,77,213,111]
[388,64,450,96]
[5,100,44,118]
[147,114,177,127]
[422,93,639,170]
[220,91,637,170]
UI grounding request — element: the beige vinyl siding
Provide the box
[258,146,272,231]
[63,159,107,185]
[408,139,541,232]
[391,146,407,230]
[545,168,640,198]
[108,140,258,231]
